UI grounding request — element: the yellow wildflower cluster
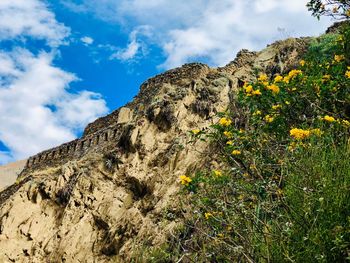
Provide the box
[266,84,280,94]
[322,115,336,123]
[334,54,345,63]
[251,89,262,95]
[299,60,306,66]
[290,128,311,140]
[226,140,233,145]
[272,104,282,110]
[232,150,241,155]
[205,212,213,219]
[310,128,323,136]
[345,67,350,78]
[258,74,268,82]
[179,175,192,186]
[322,74,331,83]
[264,115,274,123]
[289,69,302,78]
[284,69,302,83]
[213,170,223,177]
[341,119,350,127]
[244,83,262,96]
[224,131,233,138]
[192,129,200,135]
[253,110,262,116]
[274,75,283,83]
[244,84,253,93]
[243,84,261,97]
[219,117,232,126]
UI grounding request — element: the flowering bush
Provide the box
[175,22,350,262]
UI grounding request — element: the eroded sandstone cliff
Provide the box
[0,37,310,262]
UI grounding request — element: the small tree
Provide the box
[307,0,350,19]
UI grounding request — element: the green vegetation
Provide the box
[175,21,350,262]
[307,0,350,20]
[130,5,350,262]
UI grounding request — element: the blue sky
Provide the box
[0,0,333,165]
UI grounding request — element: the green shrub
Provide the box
[176,23,350,262]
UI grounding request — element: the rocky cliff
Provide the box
[0,37,310,262]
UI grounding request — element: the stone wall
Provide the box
[139,63,209,90]
[25,124,123,170]
[24,107,135,171]
[23,63,211,172]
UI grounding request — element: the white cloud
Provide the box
[0,49,108,162]
[0,0,108,164]
[0,0,70,47]
[81,36,94,45]
[111,39,140,61]
[110,26,152,61]
[64,0,334,68]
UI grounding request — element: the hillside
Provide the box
[0,21,349,262]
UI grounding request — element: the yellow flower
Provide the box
[224,131,233,138]
[205,212,213,219]
[288,141,298,151]
[285,101,290,105]
[345,70,350,79]
[253,110,262,116]
[251,89,262,96]
[219,117,232,126]
[274,75,283,83]
[288,69,302,79]
[289,128,311,140]
[272,104,282,110]
[334,54,345,63]
[226,140,233,145]
[267,84,280,94]
[322,74,331,83]
[213,170,222,177]
[283,76,290,84]
[179,175,192,186]
[244,84,253,93]
[323,115,336,122]
[342,120,350,127]
[299,60,306,66]
[258,74,268,82]
[217,233,224,238]
[311,128,323,136]
[264,115,274,123]
[192,129,200,135]
[232,150,241,155]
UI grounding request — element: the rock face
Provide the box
[0,37,310,262]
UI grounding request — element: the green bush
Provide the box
[176,23,350,262]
